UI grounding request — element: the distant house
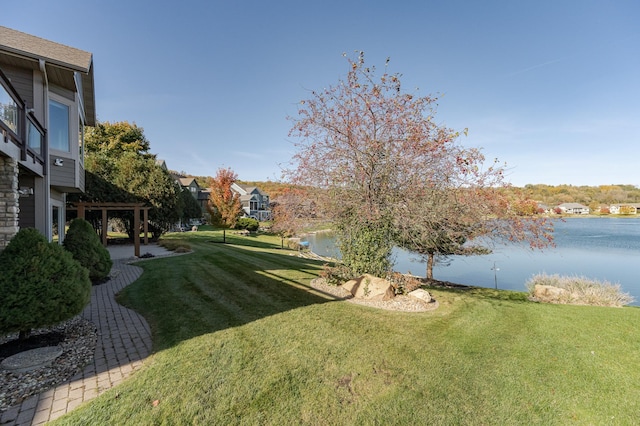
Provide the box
[609,203,640,215]
[537,203,550,214]
[198,188,211,213]
[0,26,95,247]
[231,183,271,221]
[177,177,200,199]
[557,203,590,215]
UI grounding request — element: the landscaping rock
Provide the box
[342,274,395,300]
[409,288,432,303]
[1,346,63,373]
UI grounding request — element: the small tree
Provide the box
[208,168,243,241]
[270,188,307,248]
[0,228,91,339]
[288,52,552,278]
[64,218,113,282]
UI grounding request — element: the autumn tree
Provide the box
[270,188,308,248]
[85,121,152,158]
[287,52,552,278]
[208,168,243,232]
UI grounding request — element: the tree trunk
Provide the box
[426,253,434,280]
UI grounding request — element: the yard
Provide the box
[53,230,640,425]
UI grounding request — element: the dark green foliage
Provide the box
[336,215,393,278]
[74,122,183,239]
[234,217,259,232]
[64,218,113,282]
[180,188,202,222]
[0,228,91,337]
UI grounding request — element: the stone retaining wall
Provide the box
[0,156,19,250]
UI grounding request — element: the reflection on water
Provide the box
[305,218,640,305]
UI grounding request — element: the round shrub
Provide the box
[63,218,113,282]
[234,217,259,232]
[0,228,91,337]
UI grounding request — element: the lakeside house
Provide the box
[556,203,590,215]
[609,203,640,215]
[231,183,271,221]
[0,26,95,248]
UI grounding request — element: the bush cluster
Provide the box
[386,272,423,295]
[0,228,91,337]
[158,238,191,253]
[64,218,113,282]
[526,273,634,307]
[234,217,259,232]
[320,264,357,286]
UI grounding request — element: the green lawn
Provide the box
[54,230,640,425]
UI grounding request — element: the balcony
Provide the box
[0,68,47,176]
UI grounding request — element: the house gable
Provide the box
[0,26,95,244]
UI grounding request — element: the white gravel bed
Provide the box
[310,278,438,312]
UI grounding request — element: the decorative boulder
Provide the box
[342,274,395,301]
[409,288,432,303]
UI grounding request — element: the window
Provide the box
[27,120,43,155]
[49,99,70,151]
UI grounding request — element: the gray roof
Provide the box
[0,26,96,125]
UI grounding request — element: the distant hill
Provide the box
[517,184,640,209]
[170,170,640,210]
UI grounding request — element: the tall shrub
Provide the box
[0,228,91,338]
[64,218,113,282]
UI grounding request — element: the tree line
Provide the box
[517,184,640,209]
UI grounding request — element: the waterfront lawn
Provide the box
[54,230,640,425]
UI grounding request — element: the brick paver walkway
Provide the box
[1,259,153,425]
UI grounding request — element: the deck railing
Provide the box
[0,68,47,175]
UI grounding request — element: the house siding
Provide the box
[17,174,35,228]
[49,156,77,190]
[50,84,74,102]
[0,65,34,108]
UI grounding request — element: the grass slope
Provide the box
[54,231,640,425]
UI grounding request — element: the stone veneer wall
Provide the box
[0,156,19,250]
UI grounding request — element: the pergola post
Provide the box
[101,208,108,247]
[68,202,151,257]
[134,205,140,257]
[143,207,149,245]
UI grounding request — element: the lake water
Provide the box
[304,218,640,304]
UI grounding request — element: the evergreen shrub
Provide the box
[64,218,113,282]
[234,217,259,232]
[0,228,91,337]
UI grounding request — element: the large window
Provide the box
[49,99,70,151]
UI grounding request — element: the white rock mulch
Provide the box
[310,278,438,312]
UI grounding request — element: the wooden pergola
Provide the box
[70,202,151,257]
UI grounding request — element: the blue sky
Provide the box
[3,1,639,186]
